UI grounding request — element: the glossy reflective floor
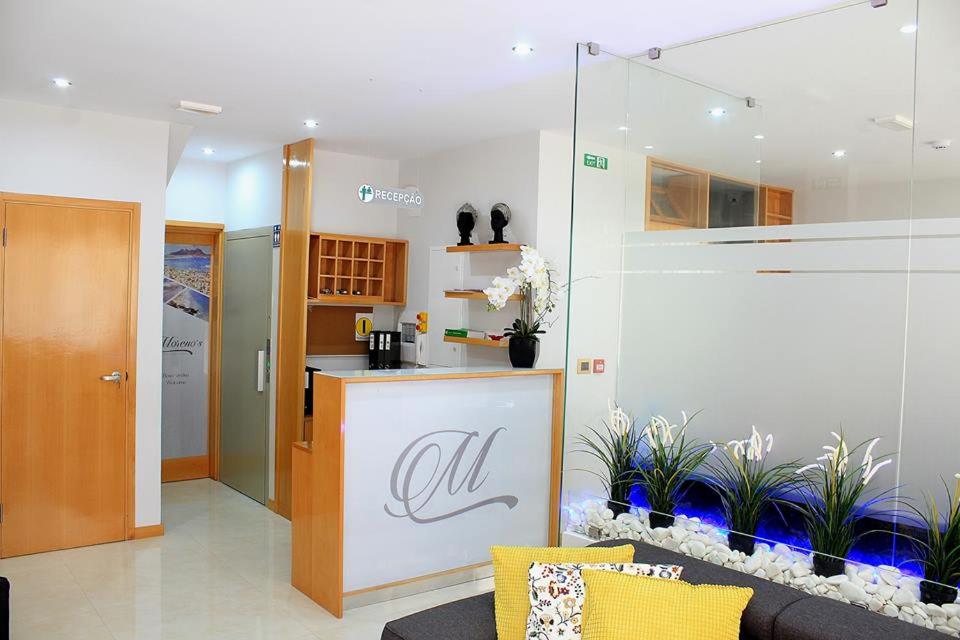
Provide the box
[1,479,493,639]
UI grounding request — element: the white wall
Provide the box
[397,132,544,367]
[794,176,960,225]
[225,148,284,231]
[165,159,227,223]
[312,150,399,236]
[535,131,573,370]
[0,99,170,527]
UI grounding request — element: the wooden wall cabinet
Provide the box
[645,159,709,231]
[759,186,794,226]
[644,156,794,231]
[307,232,407,306]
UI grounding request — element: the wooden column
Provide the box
[274,138,314,518]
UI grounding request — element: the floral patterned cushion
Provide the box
[525,562,683,639]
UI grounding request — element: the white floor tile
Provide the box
[0,479,491,639]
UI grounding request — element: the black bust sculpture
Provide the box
[489,203,512,244]
[456,203,478,246]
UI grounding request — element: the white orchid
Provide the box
[796,432,891,488]
[483,276,518,311]
[608,399,631,438]
[860,437,892,486]
[484,245,558,340]
[642,412,690,451]
[724,425,773,463]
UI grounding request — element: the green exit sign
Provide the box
[584,153,608,170]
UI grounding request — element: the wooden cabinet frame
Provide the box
[644,156,794,231]
[308,232,408,306]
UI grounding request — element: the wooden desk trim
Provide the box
[292,369,564,618]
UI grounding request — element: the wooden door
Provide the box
[275,138,313,518]
[161,222,223,483]
[1,194,138,557]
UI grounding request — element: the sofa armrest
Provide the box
[381,591,496,640]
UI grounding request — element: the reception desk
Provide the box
[291,367,564,617]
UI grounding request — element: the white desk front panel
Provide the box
[342,374,554,592]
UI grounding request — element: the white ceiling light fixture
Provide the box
[873,114,913,131]
[202,147,215,155]
[754,134,765,140]
[51,77,72,88]
[617,125,630,132]
[512,43,534,55]
[644,145,654,150]
[832,149,847,159]
[304,119,319,128]
[177,100,222,116]
[708,107,727,118]
[755,159,763,164]
[900,23,918,33]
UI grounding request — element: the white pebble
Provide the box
[892,589,918,607]
[790,562,811,579]
[877,584,897,600]
[838,581,868,604]
[943,604,960,617]
[688,540,707,558]
[883,604,900,617]
[825,575,848,586]
[949,617,960,632]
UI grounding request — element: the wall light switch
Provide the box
[592,358,606,374]
[576,359,591,374]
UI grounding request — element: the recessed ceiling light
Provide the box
[644,145,654,150]
[755,159,763,164]
[512,43,534,55]
[832,149,846,159]
[708,107,727,118]
[304,119,319,128]
[900,23,918,33]
[202,147,215,155]
[754,134,765,140]
[617,125,630,132]
[51,77,72,88]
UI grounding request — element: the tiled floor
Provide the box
[1,479,493,639]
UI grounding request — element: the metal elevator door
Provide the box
[220,228,273,503]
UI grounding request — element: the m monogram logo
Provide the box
[384,428,519,523]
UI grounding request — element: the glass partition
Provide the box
[563,0,960,621]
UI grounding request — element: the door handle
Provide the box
[100,371,122,383]
[256,350,265,392]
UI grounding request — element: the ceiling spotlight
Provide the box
[51,78,72,88]
[755,159,763,164]
[512,43,534,55]
[900,23,918,33]
[618,125,630,132]
[644,145,655,150]
[304,119,319,128]
[708,107,727,118]
[754,134,765,140]
[832,149,846,159]
[202,147,215,155]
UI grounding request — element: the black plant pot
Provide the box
[649,512,676,529]
[608,500,630,517]
[508,336,539,368]
[812,553,846,578]
[727,531,756,556]
[920,579,959,606]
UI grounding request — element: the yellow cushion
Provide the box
[491,545,635,640]
[581,571,753,640]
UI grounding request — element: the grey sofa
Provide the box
[381,540,943,640]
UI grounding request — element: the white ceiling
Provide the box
[0,0,845,163]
